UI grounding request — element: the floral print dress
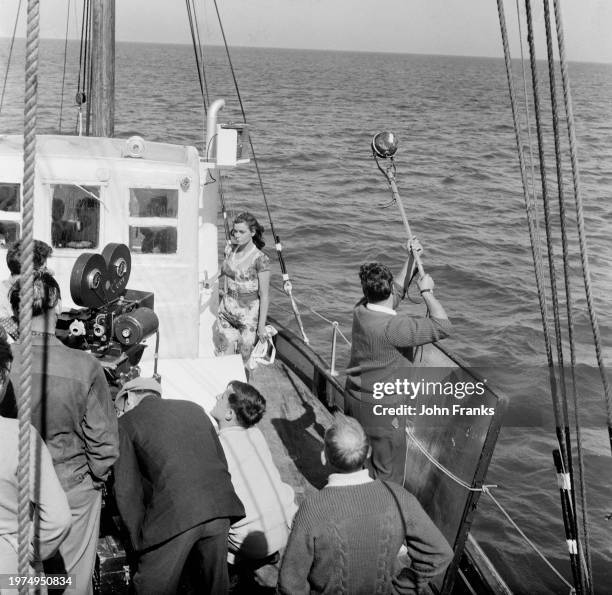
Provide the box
[213,243,270,361]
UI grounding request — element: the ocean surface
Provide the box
[1,40,611,593]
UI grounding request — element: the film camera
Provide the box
[56,243,159,387]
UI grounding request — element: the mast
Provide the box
[90,0,115,137]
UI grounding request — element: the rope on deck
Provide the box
[17,0,40,585]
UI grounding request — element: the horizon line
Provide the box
[1,36,611,66]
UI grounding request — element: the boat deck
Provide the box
[249,361,336,501]
[224,361,336,593]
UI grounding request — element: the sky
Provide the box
[1,0,612,64]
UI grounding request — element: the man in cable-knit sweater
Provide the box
[278,418,453,594]
[345,249,451,483]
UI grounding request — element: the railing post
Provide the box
[330,321,339,377]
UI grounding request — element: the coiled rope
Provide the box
[0,0,23,118]
[552,0,612,456]
[17,0,39,587]
[542,0,593,589]
[406,426,575,593]
[211,0,309,344]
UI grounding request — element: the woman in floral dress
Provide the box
[213,212,271,362]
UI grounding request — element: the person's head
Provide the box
[148,196,167,217]
[359,262,394,303]
[231,212,265,250]
[76,197,98,216]
[211,381,266,428]
[6,239,53,276]
[9,270,61,319]
[114,376,162,418]
[76,197,100,227]
[323,417,371,473]
[0,333,12,401]
[52,198,65,222]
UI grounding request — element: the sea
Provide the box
[1,40,611,593]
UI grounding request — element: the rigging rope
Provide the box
[552,0,612,457]
[496,0,566,465]
[514,0,542,243]
[524,0,572,470]
[542,0,593,589]
[0,0,24,118]
[185,0,208,112]
[269,282,352,346]
[405,427,575,593]
[193,0,210,107]
[17,0,39,588]
[497,3,590,591]
[211,0,309,344]
[58,0,71,133]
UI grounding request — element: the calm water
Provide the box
[1,40,611,593]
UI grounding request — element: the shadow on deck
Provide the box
[249,360,336,499]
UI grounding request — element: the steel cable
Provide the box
[0,0,24,118]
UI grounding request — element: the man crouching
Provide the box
[113,377,245,594]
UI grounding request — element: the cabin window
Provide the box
[129,226,177,254]
[51,185,101,249]
[129,189,178,218]
[128,189,178,254]
[0,184,21,247]
[0,184,20,212]
[0,222,20,247]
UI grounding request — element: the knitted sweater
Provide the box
[347,301,452,393]
[278,480,453,595]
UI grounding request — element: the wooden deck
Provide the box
[249,360,337,503]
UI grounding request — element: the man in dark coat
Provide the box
[113,376,245,594]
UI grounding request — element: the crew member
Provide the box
[278,417,453,594]
[0,334,72,576]
[113,376,245,594]
[211,381,297,562]
[9,271,119,595]
[345,243,451,483]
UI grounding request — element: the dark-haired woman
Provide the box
[213,212,271,362]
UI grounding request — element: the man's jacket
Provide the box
[114,396,245,551]
[9,334,119,492]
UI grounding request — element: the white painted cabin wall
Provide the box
[0,134,221,360]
